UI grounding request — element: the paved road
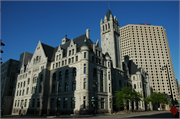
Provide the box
[1,111,178,118]
[90,111,176,118]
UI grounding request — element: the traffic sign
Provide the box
[170,106,178,115]
[91,99,95,101]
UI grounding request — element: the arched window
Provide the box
[27,78,30,84]
[84,64,86,74]
[72,81,76,91]
[133,76,135,81]
[69,50,71,56]
[65,70,69,78]
[39,56,41,62]
[105,24,107,30]
[100,70,103,79]
[108,23,110,29]
[56,55,58,61]
[109,84,111,93]
[59,71,62,79]
[73,68,76,77]
[134,84,136,89]
[103,25,104,31]
[84,52,86,58]
[36,56,38,62]
[58,83,62,92]
[84,78,86,89]
[65,82,69,91]
[53,73,56,80]
[93,68,97,77]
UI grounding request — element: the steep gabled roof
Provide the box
[41,43,55,62]
[50,34,94,61]
[122,59,138,75]
[73,34,93,51]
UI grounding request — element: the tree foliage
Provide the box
[143,92,168,105]
[114,87,142,108]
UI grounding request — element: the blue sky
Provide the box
[1,1,179,83]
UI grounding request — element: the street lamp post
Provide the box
[92,81,97,115]
[161,65,173,103]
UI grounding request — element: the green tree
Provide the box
[114,87,142,112]
[144,92,168,109]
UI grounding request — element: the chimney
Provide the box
[86,29,90,39]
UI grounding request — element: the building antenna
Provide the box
[108,3,110,10]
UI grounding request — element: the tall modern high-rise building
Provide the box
[119,24,179,102]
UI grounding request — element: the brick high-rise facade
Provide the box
[120,24,179,102]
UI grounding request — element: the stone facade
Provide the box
[1,59,20,115]
[10,10,152,116]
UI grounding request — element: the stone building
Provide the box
[11,10,152,115]
[1,59,20,115]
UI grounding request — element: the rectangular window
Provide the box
[24,81,26,87]
[84,67,86,74]
[101,98,104,109]
[20,100,24,107]
[32,99,35,107]
[31,87,34,94]
[39,85,42,93]
[19,90,21,96]
[16,91,19,96]
[58,83,62,92]
[37,98,40,107]
[92,56,94,62]
[84,78,86,89]
[71,97,75,109]
[24,99,27,107]
[72,49,74,55]
[68,58,71,64]
[84,52,86,58]
[51,98,54,108]
[63,98,68,108]
[72,57,74,63]
[57,98,61,108]
[22,90,24,96]
[76,56,78,61]
[69,50,71,56]
[83,100,86,109]
[14,100,17,107]
[17,100,20,107]
[28,78,30,84]
[26,87,28,94]
[52,84,55,93]
[29,99,31,107]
